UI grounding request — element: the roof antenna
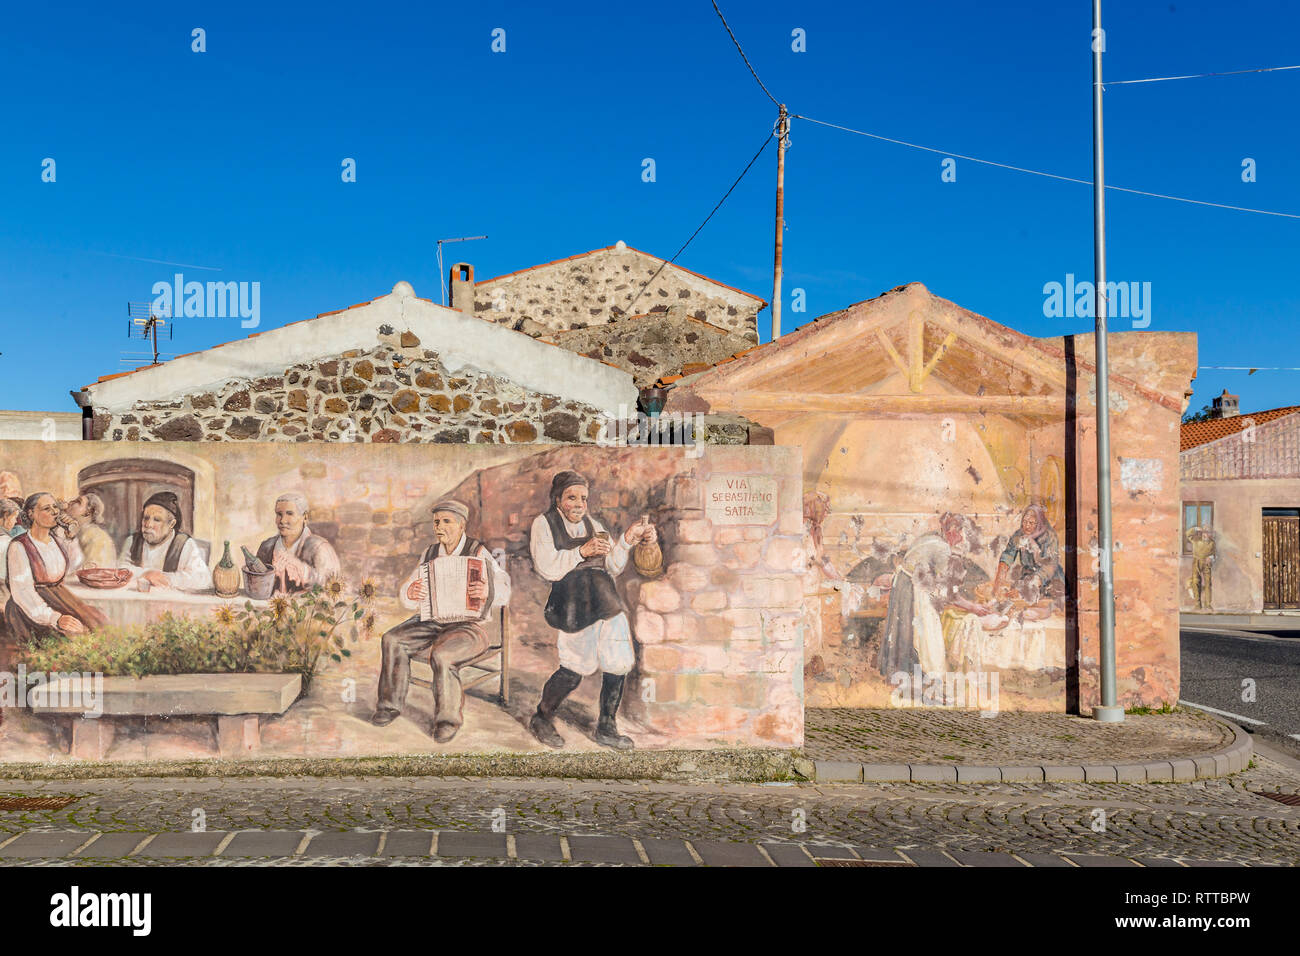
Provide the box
[436,235,488,306]
[124,301,175,367]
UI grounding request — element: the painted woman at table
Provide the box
[4,492,107,643]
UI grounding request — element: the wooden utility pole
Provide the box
[771,104,788,340]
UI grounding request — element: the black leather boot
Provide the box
[594,672,633,751]
[529,667,582,749]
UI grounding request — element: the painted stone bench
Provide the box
[29,673,303,761]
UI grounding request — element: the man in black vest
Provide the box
[372,499,511,743]
[117,491,210,592]
[527,470,655,751]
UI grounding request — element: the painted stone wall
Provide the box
[0,440,801,762]
[92,338,608,446]
[464,245,763,344]
[436,444,804,743]
[663,281,1196,714]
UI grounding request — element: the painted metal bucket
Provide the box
[244,567,277,601]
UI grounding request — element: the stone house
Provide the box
[663,281,1198,714]
[449,241,766,385]
[1180,396,1300,619]
[76,281,637,445]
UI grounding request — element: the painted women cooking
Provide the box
[875,505,1067,682]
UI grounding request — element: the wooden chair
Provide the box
[409,606,510,706]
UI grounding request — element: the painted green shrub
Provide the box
[22,582,376,694]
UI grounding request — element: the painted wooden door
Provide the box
[1262,510,1300,609]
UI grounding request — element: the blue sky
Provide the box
[3,0,1298,414]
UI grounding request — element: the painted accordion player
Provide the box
[418,554,497,623]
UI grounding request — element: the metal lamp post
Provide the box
[1092,0,1123,723]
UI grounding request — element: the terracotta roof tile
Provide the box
[1181,406,1300,451]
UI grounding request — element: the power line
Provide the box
[1106,64,1300,86]
[711,0,779,107]
[624,128,775,316]
[1199,366,1300,372]
[791,113,1300,221]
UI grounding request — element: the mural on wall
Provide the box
[0,441,803,762]
[803,494,1070,712]
[1185,525,1216,610]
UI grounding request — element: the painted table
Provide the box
[66,583,266,630]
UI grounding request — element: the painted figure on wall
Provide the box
[527,469,657,751]
[0,497,21,600]
[118,491,210,592]
[63,494,117,570]
[372,499,511,742]
[992,503,1065,608]
[4,492,107,641]
[255,492,341,595]
[1187,526,1215,610]
[877,513,992,679]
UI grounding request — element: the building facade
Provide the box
[1180,400,1300,617]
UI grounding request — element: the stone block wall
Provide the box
[92,337,608,446]
[543,310,756,387]
[465,245,763,345]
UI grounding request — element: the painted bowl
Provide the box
[76,568,132,589]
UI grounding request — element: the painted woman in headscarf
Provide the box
[4,492,108,643]
[992,503,1064,604]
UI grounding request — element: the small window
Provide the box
[1183,501,1213,553]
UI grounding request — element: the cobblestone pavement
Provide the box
[1,751,1297,866]
[804,707,1232,764]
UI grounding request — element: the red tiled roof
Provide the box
[473,244,768,305]
[1181,406,1300,451]
[654,343,770,387]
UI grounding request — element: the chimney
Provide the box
[1210,388,1240,419]
[450,262,474,313]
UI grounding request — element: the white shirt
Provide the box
[398,532,512,612]
[271,524,341,588]
[118,531,210,592]
[529,512,630,583]
[7,533,84,628]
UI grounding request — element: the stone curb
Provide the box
[813,715,1254,785]
[0,748,806,784]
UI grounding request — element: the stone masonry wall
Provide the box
[468,245,762,345]
[93,335,608,445]
[544,310,756,387]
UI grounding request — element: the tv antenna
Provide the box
[436,235,488,306]
[124,301,175,366]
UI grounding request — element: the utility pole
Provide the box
[771,104,788,340]
[1091,0,1123,723]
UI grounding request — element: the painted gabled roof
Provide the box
[474,243,768,306]
[1181,405,1300,451]
[662,281,1195,423]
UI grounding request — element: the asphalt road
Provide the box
[1180,627,1300,757]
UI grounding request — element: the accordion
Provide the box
[418,554,496,623]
